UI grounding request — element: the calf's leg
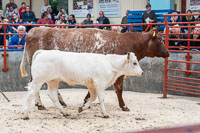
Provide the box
[57,91,67,107]
[78,88,97,113]
[23,82,42,120]
[35,91,46,110]
[114,75,130,111]
[47,81,68,117]
[96,89,109,118]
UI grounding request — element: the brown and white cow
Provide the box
[20,27,169,111]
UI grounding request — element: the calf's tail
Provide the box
[20,43,28,77]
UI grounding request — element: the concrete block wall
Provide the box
[0,51,199,97]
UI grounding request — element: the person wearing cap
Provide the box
[142,3,157,31]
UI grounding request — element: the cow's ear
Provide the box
[152,27,159,37]
[127,52,130,62]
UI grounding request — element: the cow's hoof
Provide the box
[22,117,29,120]
[60,102,67,107]
[121,106,130,112]
[103,115,109,118]
[78,107,83,113]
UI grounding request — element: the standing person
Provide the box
[82,13,93,28]
[121,10,129,33]
[68,14,76,28]
[142,3,157,31]
[96,11,110,30]
[19,2,26,18]
[8,25,26,49]
[41,0,51,14]
[37,11,54,25]
[6,0,18,11]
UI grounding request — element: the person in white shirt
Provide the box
[41,0,51,14]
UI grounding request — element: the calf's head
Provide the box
[145,28,169,58]
[124,52,143,76]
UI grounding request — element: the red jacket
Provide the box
[37,18,54,24]
[19,7,26,16]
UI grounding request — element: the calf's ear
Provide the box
[152,27,159,37]
[127,52,130,63]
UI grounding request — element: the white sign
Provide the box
[73,0,94,18]
[98,0,121,18]
[189,0,200,11]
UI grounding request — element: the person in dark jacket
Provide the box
[96,11,110,30]
[142,3,157,31]
[0,20,9,49]
[68,14,76,28]
[182,10,196,33]
[190,24,200,51]
[22,6,36,24]
[82,13,93,28]
[169,24,187,50]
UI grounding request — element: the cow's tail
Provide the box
[20,43,28,77]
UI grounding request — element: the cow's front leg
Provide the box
[114,75,130,111]
[57,91,67,107]
[35,90,46,110]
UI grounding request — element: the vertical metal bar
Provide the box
[185,23,192,75]
[129,25,133,32]
[163,15,169,98]
[2,24,8,72]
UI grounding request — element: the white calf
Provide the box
[23,50,143,119]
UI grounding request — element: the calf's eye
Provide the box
[133,62,137,65]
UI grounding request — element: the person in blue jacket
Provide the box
[8,25,26,49]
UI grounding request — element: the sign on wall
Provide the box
[98,0,121,18]
[73,0,94,18]
[189,0,200,11]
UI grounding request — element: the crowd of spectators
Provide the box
[0,0,199,50]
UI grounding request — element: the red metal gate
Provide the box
[163,13,200,97]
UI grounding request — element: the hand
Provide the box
[18,45,24,49]
[149,19,154,23]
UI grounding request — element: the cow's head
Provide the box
[145,27,169,58]
[124,52,143,76]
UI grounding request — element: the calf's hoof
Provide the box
[22,117,29,120]
[36,104,46,110]
[78,107,83,113]
[121,106,130,112]
[103,115,109,118]
[63,113,69,118]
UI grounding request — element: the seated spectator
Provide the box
[112,26,119,32]
[82,13,93,28]
[96,11,110,30]
[19,2,26,18]
[93,21,99,28]
[8,25,26,49]
[41,0,51,14]
[169,24,187,50]
[47,7,55,23]
[3,18,12,33]
[37,11,54,25]
[68,14,76,28]
[55,13,67,28]
[22,6,36,24]
[6,0,18,11]
[5,5,19,22]
[0,12,4,22]
[170,12,181,23]
[22,6,36,31]
[142,3,157,31]
[121,10,129,33]
[56,7,68,20]
[0,20,9,49]
[190,24,200,51]
[11,13,23,33]
[182,10,195,33]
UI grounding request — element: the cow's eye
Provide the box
[133,62,137,65]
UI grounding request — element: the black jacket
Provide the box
[96,16,110,29]
[142,11,157,31]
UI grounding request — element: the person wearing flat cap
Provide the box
[142,3,157,31]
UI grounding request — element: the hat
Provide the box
[146,3,151,8]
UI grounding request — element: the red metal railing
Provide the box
[163,13,200,97]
